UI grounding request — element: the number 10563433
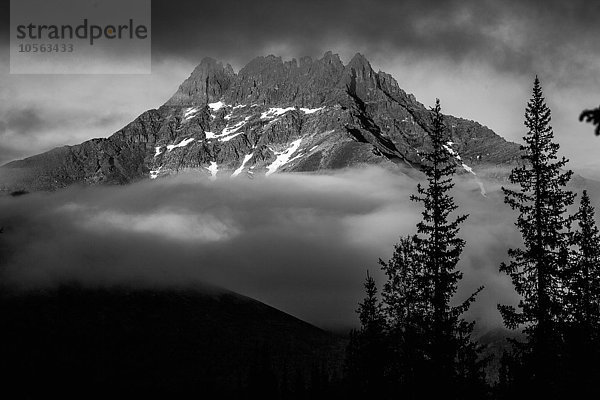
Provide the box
[18,43,74,53]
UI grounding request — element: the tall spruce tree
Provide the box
[410,99,484,397]
[498,76,575,397]
[563,190,600,395]
[568,190,600,334]
[377,99,485,398]
[379,235,427,397]
[345,271,387,396]
[357,271,386,341]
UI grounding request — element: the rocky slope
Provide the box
[0,52,521,192]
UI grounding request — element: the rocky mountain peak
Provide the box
[222,52,348,108]
[166,57,235,106]
[347,52,373,71]
[340,53,385,104]
[321,51,343,67]
[0,51,522,192]
[168,52,389,109]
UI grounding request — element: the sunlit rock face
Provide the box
[0,51,520,192]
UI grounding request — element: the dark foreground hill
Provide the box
[0,285,345,399]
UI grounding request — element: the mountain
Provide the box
[0,285,345,398]
[0,51,521,192]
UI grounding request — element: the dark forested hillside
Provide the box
[0,285,345,399]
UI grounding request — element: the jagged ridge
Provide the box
[0,52,521,192]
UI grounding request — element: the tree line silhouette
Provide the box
[347,77,600,399]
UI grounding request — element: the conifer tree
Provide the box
[498,76,575,397]
[568,190,600,332]
[377,100,485,398]
[563,190,600,395]
[379,235,427,396]
[345,271,387,396]
[411,99,483,393]
[357,271,386,335]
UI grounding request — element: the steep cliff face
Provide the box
[0,52,521,192]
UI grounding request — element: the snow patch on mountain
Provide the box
[167,138,195,151]
[208,101,225,111]
[266,139,302,176]
[150,166,163,179]
[154,146,163,157]
[232,154,254,177]
[300,107,325,114]
[288,152,306,164]
[462,163,475,175]
[261,107,296,120]
[221,120,247,136]
[442,142,485,196]
[444,141,465,161]
[183,107,200,121]
[260,106,327,120]
[219,132,243,142]
[205,162,218,180]
[443,143,457,157]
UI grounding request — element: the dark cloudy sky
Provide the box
[1,0,600,171]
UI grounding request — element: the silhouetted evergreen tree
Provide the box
[376,100,486,399]
[345,271,387,397]
[411,99,485,398]
[567,191,600,330]
[498,76,575,399]
[562,190,600,396]
[379,235,425,397]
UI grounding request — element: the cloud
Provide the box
[0,167,525,330]
[0,105,127,165]
[0,58,194,165]
[2,108,45,135]
[79,208,239,242]
[141,0,600,85]
[3,0,598,82]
